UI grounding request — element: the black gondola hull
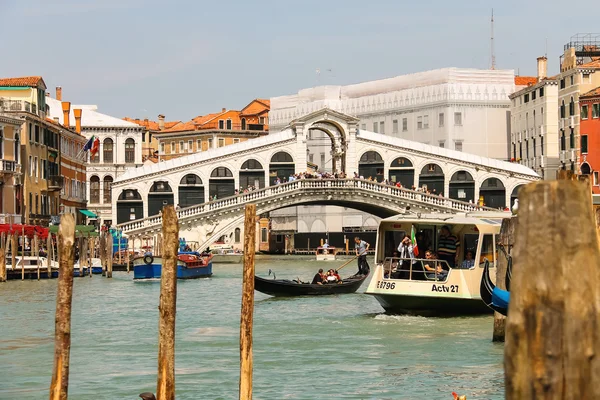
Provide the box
[254,274,368,297]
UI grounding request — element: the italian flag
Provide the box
[411,225,419,257]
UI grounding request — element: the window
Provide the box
[197,139,202,150]
[519,142,523,159]
[103,176,113,203]
[570,128,575,149]
[582,135,589,154]
[533,138,536,158]
[170,142,175,153]
[540,87,544,97]
[103,138,113,163]
[560,78,565,89]
[439,113,444,127]
[582,105,589,120]
[28,123,32,141]
[261,227,268,243]
[560,131,566,151]
[218,120,224,129]
[241,118,246,130]
[455,141,463,151]
[454,112,462,126]
[259,117,265,124]
[218,138,225,147]
[160,142,165,153]
[372,122,378,132]
[308,153,314,163]
[570,97,575,116]
[188,140,193,152]
[417,116,423,129]
[233,138,240,144]
[179,141,184,152]
[570,75,574,86]
[35,125,39,142]
[439,141,444,148]
[594,171,599,186]
[90,176,100,203]
[226,119,232,130]
[361,123,366,130]
[208,138,213,148]
[402,118,407,131]
[541,136,544,156]
[532,91,536,100]
[235,228,241,243]
[524,94,529,103]
[392,120,398,133]
[525,139,529,159]
[320,153,325,166]
[379,121,384,134]
[34,156,38,178]
[560,101,565,118]
[594,104,600,118]
[142,132,146,142]
[125,138,135,163]
[423,115,429,129]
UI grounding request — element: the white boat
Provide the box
[6,256,59,279]
[210,248,243,264]
[74,258,103,274]
[364,212,510,316]
[315,246,337,261]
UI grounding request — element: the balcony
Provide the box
[0,214,22,224]
[47,175,63,191]
[0,98,42,117]
[0,160,19,175]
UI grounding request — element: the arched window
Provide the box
[241,118,246,130]
[235,228,241,243]
[581,162,592,175]
[90,175,100,203]
[103,138,113,164]
[14,133,19,163]
[359,151,383,163]
[270,152,293,163]
[241,159,263,170]
[180,174,203,185]
[103,176,113,203]
[211,167,233,177]
[125,138,135,163]
[569,97,575,116]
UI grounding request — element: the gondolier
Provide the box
[354,236,370,275]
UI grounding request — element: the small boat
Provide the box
[364,211,512,316]
[73,265,90,277]
[254,271,369,297]
[6,256,59,280]
[480,250,512,316]
[74,258,102,275]
[133,252,213,280]
[316,246,337,261]
[210,248,243,264]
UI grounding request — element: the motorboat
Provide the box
[133,252,213,280]
[315,246,337,261]
[210,248,243,264]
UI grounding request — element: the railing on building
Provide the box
[0,97,43,118]
[118,178,503,234]
[0,160,18,173]
[48,175,64,191]
[0,214,22,224]
[197,122,267,131]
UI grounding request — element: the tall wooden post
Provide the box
[35,234,40,280]
[106,233,113,278]
[49,214,76,400]
[239,204,256,400]
[505,180,600,399]
[492,217,516,342]
[99,233,106,277]
[11,233,16,274]
[155,206,178,400]
[47,233,53,277]
[0,233,6,282]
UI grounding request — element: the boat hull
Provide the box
[373,293,492,316]
[254,273,368,297]
[6,270,58,280]
[210,254,243,264]
[133,262,213,280]
[73,267,90,277]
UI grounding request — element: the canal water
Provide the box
[0,257,504,399]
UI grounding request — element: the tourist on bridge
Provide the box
[437,225,460,269]
[354,236,370,276]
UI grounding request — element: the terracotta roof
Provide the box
[0,76,46,89]
[162,120,197,132]
[123,117,182,131]
[514,76,538,86]
[579,59,600,69]
[164,121,179,129]
[240,99,270,116]
[581,86,600,98]
[192,112,223,126]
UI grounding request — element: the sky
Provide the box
[0,0,597,122]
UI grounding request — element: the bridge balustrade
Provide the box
[117,178,500,234]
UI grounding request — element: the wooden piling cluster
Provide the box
[505,179,600,399]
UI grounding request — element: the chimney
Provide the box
[222,108,226,112]
[537,56,548,81]
[135,118,140,125]
[73,108,82,133]
[56,86,62,101]
[61,101,71,127]
[53,117,60,123]
[158,114,165,130]
[45,93,50,97]
[144,118,149,126]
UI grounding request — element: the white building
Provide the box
[46,90,143,226]
[509,57,560,180]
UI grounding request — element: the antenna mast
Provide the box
[491,9,496,70]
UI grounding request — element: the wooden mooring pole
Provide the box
[35,234,40,280]
[156,206,179,400]
[239,204,256,400]
[505,180,600,399]
[492,217,516,342]
[0,232,6,282]
[49,214,76,400]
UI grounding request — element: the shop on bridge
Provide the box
[388,157,414,188]
[179,174,205,208]
[116,189,143,224]
[449,170,475,203]
[148,181,174,216]
[479,178,506,208]
[239,159,265,189]
[358,151,384,181]
[210,167,235,199]
[269,151,294,185]
[418,164,445,195]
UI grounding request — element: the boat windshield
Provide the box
[381,256,451,282]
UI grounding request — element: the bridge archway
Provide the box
[359,151,384,181]
[269,152,294,185]
[239,159,265,189]
[308,120,347,173]
[116,189,143,224]
[418,163,445,195]
[148,181,174,215]
[480,178,506,208]
[388,157,414,188]
[210,167,235,199]
[449,170,475,203]
[179,174,205,208]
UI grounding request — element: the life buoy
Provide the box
[143,255,154,265]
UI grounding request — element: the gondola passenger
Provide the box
[312,268,326,285]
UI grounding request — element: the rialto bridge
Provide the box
[112,108,538,250]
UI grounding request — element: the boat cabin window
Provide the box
[382,229,407,258]
[463,234,479,261]
[479,234,496,267]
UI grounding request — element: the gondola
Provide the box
[480,258,511,316]
[254,271,369,297]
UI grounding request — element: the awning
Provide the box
[79,210,98,218]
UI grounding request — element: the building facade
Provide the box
[0,114,24,223]
[46,89,143,227]
[557,37,600,173]
[579,87,600,192]
[509,57,560,179]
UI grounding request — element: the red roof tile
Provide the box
[192,112,223,126]
[123,117,182,131]
[0,76,46,89]
[514,76,538,86]
[581,86,600,98]
[162,121,197,132]
[579,60,600,69]
[164,121,179,129]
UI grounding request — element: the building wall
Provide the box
[510,80,560,179]
[60,130,87,224]
[580,94,600,193]
[0,117,22,219]
[157,132,265,161]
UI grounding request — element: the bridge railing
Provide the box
[117,178,499,233]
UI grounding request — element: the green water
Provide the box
[0,257,504,399]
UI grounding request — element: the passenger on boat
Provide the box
[459,251,475,269]
[396,235,418,279]
[354,236,370,275]
[423,250,448,280]
[322,242,330,249]
[312,268,326,284]
[325,269,341,283]
[437,225,460,269]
